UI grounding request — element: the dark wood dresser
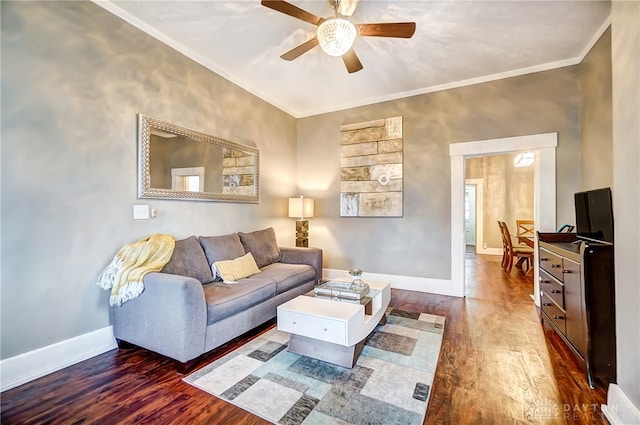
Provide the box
[537,232,616,388]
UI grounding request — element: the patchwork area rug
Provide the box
[184,308,445,425]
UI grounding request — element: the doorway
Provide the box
[449,133,558,306]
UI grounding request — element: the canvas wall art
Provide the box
[340,117,403,217]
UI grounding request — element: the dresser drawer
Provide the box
[541,292,566,335]
[539,248,565,281]
[539,269,564,308]
[278,310,346,346]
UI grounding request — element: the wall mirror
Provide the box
[137,114,259,203]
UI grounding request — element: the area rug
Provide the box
[184,308,445,425]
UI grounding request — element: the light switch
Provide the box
[133,204,150,220]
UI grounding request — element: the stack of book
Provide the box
[314,280,370,300]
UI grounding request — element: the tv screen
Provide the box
[574,188,614,243]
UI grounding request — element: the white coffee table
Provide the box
[277,279,391,368]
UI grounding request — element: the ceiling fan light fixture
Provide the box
[514,152,535,167]
[317,17,357,57]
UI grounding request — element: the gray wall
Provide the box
[575,19,639,410]
[0,1,297,359]
[579,27,613,190]
[611,1,640,409]
[297,67,581,280]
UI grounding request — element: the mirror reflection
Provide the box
[138,114,259,202]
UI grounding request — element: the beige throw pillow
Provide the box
[212,252,261,284]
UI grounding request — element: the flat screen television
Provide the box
[574,187,614,243]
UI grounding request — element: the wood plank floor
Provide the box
[1,254,609,424]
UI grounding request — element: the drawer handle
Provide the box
[551,289,562,294]
[542,303,552,307]
[323,328,327,332]
[540,279,550,283]
[551,264,561,268]
[540,258,549,262]
[562,269,571,274]
[292,321,296,325]
[553,315,564,320]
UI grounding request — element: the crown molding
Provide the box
[295,57,581,117]
[577,13,612,62]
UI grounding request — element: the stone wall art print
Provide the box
[340,117,403,217]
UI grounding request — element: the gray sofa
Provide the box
[110,227,322,371]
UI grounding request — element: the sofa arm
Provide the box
[110,272,207,363]
[280,247,323,283]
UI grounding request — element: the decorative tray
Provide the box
[314,280,370,300]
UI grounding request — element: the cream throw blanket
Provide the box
[97,234,175,306]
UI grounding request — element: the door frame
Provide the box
[450,133,558,305]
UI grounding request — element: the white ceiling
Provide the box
[98,1,610,118]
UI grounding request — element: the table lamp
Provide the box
[288,196,314,247]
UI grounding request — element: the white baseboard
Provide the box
[323,268,464,297]
[0,326,117,393]
[602,384,640,425]
[476,247,502,256]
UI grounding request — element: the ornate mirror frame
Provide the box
[137,114,259,203]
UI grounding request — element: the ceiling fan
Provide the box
[261,0,416,73]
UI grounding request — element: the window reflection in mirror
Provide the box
[149,130,222,192]
[170,167,204,192]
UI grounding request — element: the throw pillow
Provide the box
[238,227,281,268]
[213,252,261,284]
[199,233,246,280]
[161,235,214,284]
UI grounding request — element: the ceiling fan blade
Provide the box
[337,0,361,17]
[261,0,324,26]
[342,48,363,73]
[358,22,416,38]
[280,37,319,61]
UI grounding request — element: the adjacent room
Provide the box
[1,1,638,424]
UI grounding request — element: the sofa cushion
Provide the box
[161,236,213,284]
[213,252,261,283]
[259,263,316,295]
[202,278,276,324]
[238,227,281,268]
[199,234,246,279]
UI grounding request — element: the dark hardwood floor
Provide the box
[1,254,608,424]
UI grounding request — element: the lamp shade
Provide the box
[288,196,314,219]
